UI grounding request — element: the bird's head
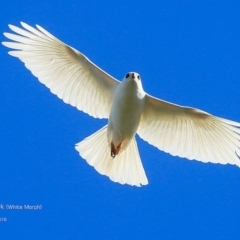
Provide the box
[122,72,145,96]
[124,72,141,82]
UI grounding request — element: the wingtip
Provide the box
[8,24,15,32]
[20,21,28,28]
[2,41,8,46]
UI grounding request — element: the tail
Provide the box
[75,125,148,187]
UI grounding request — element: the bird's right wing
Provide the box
[138,94,240,166]
[2,22,120,119]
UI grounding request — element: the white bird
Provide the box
[2,22,240,187]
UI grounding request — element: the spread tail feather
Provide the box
[75,125,148,186]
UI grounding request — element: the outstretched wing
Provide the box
[138,94,240,166]
[2,22,120,119]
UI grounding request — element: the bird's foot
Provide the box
[111,142,122,158]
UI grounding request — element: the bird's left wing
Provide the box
[2,22,120,119]
[137,94,240,166]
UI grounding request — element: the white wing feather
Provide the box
[138,94,240,166]
[2,22,120,118]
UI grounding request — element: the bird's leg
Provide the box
[111,142,122,158]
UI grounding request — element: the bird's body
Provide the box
[2,22,240,186]
[108,72,145,156]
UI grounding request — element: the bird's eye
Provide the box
[126,73,130,78]
[137,75,140,80]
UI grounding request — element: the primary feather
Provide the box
[138,95,240,166]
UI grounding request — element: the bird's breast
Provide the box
[107,80,145,150]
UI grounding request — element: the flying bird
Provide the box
[2,22,240,186]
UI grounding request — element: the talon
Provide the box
[111,151,116,158]
[111,142,122,158]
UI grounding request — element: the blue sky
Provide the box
[1,0,240,239]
